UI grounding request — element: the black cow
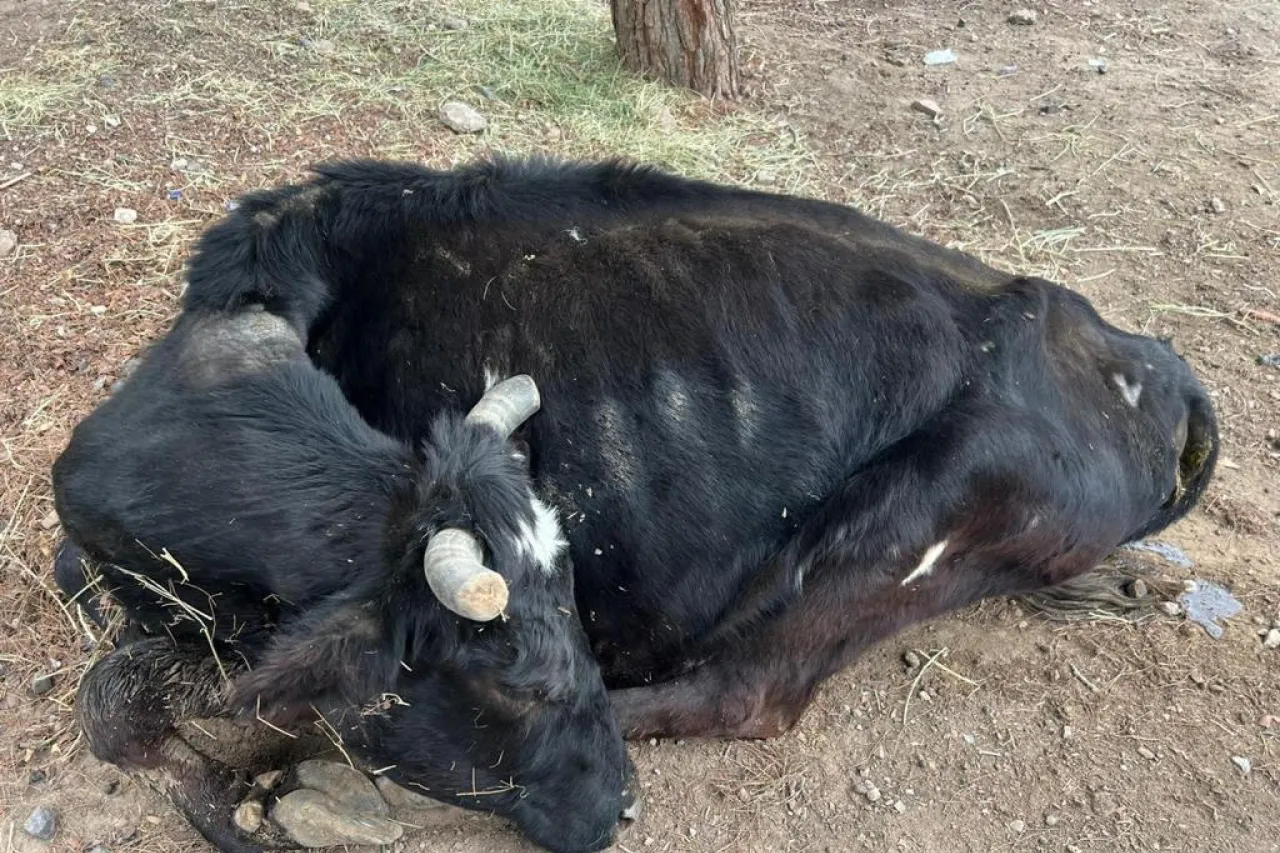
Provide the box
[52,155,1219,853]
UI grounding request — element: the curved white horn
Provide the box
[422,529,509,621]
[466,375,541,438]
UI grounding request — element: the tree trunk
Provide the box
[610,0,741,100]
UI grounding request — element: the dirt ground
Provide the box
[1,1,1277,852]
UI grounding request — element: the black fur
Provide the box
[53,154,1219,852]
[52,306,633,853]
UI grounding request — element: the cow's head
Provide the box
[233,376,637,853]
[1040,280,1219,540]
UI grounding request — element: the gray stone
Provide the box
[1007,9,1037,25]
[0,229,16,257]
[113,208,137,225]
[1231,755,1251,775]
[295,760,388,816]
[31,672,56,695]
[24,806,57,841]
[439,101,487,133]
[1263,628,1280,649]
[375,776,469,826]
[270,789,402,848]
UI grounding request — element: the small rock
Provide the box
[439,101,487,133]
[295,760,388,816]
[1207,197,1226,214]
[1160,601,1182,617]
[0,229,17,256]
[113,208,137,225]
[87,845,110,853]
[440,16,469,30]
[234,800,264,833]
[32,672,56,695]
[269,789,402,847]
[104,114,121,128]
[1062,725,1074,739]
[1258,354,1280,369]
[29,769,47,784]
[755,170,777,186]
[902,649,922,668]
[1007,9,1037,25]
[998,64,1019,76]
[40,509,59,530]
[893,800,906,814]
[1045,814,1060,827]
[1088,57,1109,73]
[864,784,882,803]
[1231,755,1251,775]
[1127,579,1148,598]
[90,305,107,316]
[1009,819,1026,834]
[1263,629,1280,649]
[910,98,942,119]
[24,806,57,841]
[924,48,958,66]
[1137,746,1156,760]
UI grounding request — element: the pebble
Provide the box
[1262,628,1280,649]
[1137,746,1156,760]
[1230,755,1251,775]
[903,649,922,668]
[1208,197,1226,214]
[24,806,58,841]
[1009,819,1026,834]
[1007,9,1037,25]
[1258,354,1280,369]
[1088,57,1109,73]
[40,509,59,530]
[440,16,469,30]
[233,800,264,833]
[923,48,958,66]
[893,800,906,814]
[270,789,402,847]
[29,769,47,784]
[104,114,121,128]
[439,101,487,133]
[113,208,137,225]
[1045,814,1060,827]
[1160,601,1182,617]
[0,228,17,256]
[31,672,56,695]
[910,99,942,119]
[1127,578,1148,598]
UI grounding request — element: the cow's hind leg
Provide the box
[77,638,272,852]
[611,445,1116,741]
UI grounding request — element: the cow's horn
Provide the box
[423,529,509,621]
[466,375,541,438]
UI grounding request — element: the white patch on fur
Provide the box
[730,385,759,443]
[515,493,568,575]
[901,540,949,587]
[1112,373,1142,408]
[657,371,692,425]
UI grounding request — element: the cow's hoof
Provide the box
[234,760,468,848]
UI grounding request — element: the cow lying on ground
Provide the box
[52,155,1219,853]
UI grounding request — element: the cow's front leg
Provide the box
[77,637,271,852]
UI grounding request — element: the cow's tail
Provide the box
[181,178,346,340]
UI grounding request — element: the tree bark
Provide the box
[610,0,741,100]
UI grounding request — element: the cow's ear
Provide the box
[228,598,395,716]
